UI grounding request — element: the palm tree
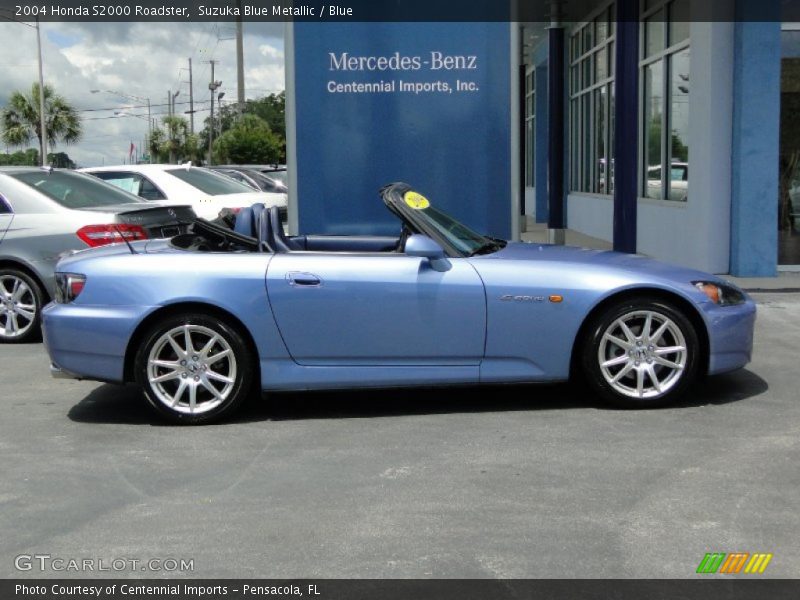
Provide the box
[1,83,81,165]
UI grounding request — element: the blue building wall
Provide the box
[291,22,512,238]
[730,15,781,276]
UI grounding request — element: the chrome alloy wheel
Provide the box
[597,309,688,400]
[0,275,37,339]
[146,324,237,415]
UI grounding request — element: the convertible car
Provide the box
[42,183,756,424]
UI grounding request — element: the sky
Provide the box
[0,20,285,166]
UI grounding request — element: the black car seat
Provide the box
[269,206,302,251]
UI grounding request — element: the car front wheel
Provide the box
[135,314,254,424]
[0,269,44,344]
[582,298,700,408]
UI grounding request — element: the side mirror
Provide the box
[405,234,451,272]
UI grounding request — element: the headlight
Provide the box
[54,273,86,304]
[693,281,746,306]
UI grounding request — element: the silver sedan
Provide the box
[0,167,195,343]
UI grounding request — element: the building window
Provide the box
[640,0,690,201]
[569,1,616,195]
[525,68,535,187]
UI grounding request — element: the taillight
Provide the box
[76,224,148,248]
[54,273,86,303]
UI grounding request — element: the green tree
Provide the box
[47,152,76,168]
[198,92,286,163]
[0,149,39,166]
[212,114,282,164]
[246,91,285,139]
[148,116,198,163]
[1,83,81,165]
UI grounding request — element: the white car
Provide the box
[80,164,286,220]
[646,163,688,202]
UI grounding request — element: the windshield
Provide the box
[408,201,495,256]
[420,206,494,255]
[11,170,144,209]
[166,168,255,196]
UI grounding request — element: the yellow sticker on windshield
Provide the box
[404,191,430,210]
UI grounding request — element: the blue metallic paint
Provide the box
[43,231,755,392]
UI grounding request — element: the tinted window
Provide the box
[220,170,260,191]
[11,170,144,209]
[166,168,254,195]
[0,195,11,214]
[90,171,165,201]
[138,177,166,200]
[263,169,287,185]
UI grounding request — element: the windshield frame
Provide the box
[380,183,501,258]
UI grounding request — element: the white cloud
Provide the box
[0,21,285,166]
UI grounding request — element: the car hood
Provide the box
[481,242,725,285]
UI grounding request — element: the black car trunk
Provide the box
[78,204,196,239]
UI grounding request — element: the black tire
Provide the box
[581,297,700,408]
[0,268,45,344]
[134,313,254,424]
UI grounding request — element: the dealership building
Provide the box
[287,0,798,277]
[518,0,799,276]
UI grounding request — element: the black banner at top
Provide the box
[0,0,796,22]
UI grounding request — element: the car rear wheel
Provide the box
[0,269,44,344]
[582,297,700,408]
[135,314,254,424]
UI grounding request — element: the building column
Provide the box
[730,6,781,276]
[547,11,565,244]
[535,65,550,223]
[612,0,639,254]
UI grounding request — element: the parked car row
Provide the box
[0,167,196,343]
[80,164,286,220]
[0,163,290,344]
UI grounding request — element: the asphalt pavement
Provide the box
[0,292,798,579]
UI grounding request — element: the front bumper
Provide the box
[703,298,757,375]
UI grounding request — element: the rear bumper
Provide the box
[50,363,81,380]
[42,302,155,383]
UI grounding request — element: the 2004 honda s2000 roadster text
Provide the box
[42,183,756,424]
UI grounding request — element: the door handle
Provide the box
[286,272,322,287]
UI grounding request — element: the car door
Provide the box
[0,194,13,244]
[266,252,486,367]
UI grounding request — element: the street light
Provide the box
[217,92,226,138]
[91,89,153,163]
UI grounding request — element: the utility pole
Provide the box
[36,17,47,166]
[188,57,195,134]
[236,0,245,117]
[167,90,171,118]
[207,60,221,165]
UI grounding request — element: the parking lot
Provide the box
[0,292,798,579]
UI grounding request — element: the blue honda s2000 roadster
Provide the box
[42,183,756,424]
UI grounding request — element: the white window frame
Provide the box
[525,67,536,188]
[638,0,691,202]
[568,0,616,195]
